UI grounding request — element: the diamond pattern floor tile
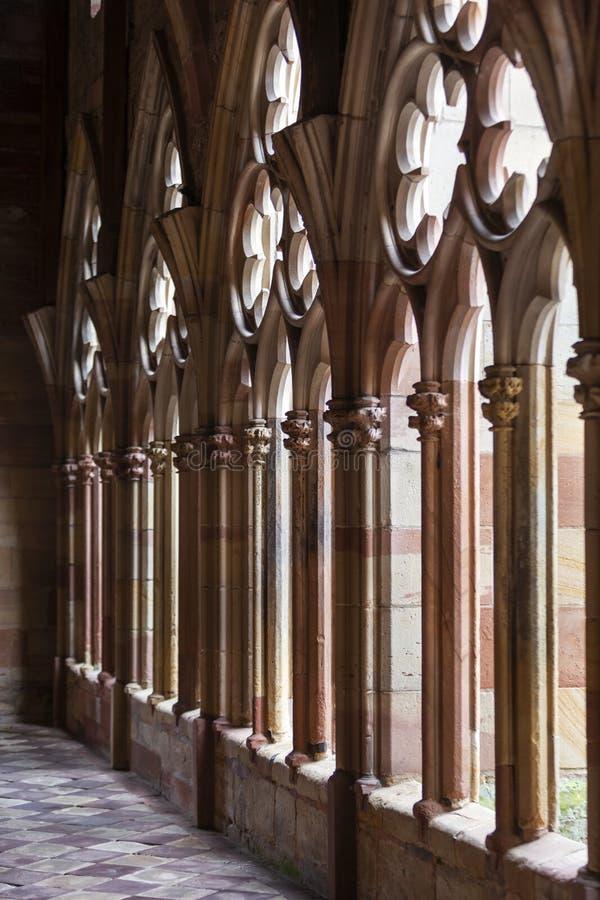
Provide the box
[0,726,319,900]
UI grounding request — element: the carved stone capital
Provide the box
[53,458,79,487]
[282,410,313,456]
[116,447,146,481]
[171,434,196,472]
[243,420,272,467]
[94,451,116,483]
[324,398,385,450]
[208,427,237,466]
[77,454,97,486]
[148,440,169,477]
[567,339,600,418]
[478,366,522,430]
[407,382,448,439]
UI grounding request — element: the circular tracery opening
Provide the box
[286,193,318,309]
[477,50,552,227]
[164,140,183,212]
[74,304,103,401]
[264,7,301,155]
[148,254,176,357]
[80,311,99,384]
[83,204,102,279]
[432,0,488,50]
[242,170,284,325]
[394,54,467,264]
[139,134,188,377]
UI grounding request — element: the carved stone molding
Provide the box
[407,382,448,440]
[243,420,272,467]
[171,434,196,473]
[148,441,169,477]
[478,366,523,429]
[282,410,313,456]
[77,454,97,486]
[567,339,600,419]
[324,398,385,451]
[208,427,237,467]
[53,458,79,487]
[116,447,146,481]
[94,451,115,484]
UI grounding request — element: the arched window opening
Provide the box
[381,333,423,781]
[266,362,293,741]
[554,252,586,840]
[477,284,495,809]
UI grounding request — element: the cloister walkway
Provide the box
[0,726,317,900]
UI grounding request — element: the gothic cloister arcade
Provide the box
[5,0,600,897]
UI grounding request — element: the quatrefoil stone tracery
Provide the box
[241,170,284,325]
[264,7,301,156]
[139,139,188,377]
[420,0,488,52]
[391,52,467,267]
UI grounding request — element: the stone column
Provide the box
[172,434,201,717]
[95,451,115,679]
[324,397,385,900]
[307,410,332,759]
[77,454,97,669]
[164,448,178,700]
[568,341,600,888]
[52,458,78,726]
[243,420,272,750]
[406,382,448,816]
[194,428,236,830]
[230,428,250,727]
[441,380,481,808]
[478,366,523,852]
[111,446,145,770]
[148,441,169,705]
[209,428,237,725]
[91,460,103,669]
[139,451,153,690]
[513,363,556,840]
[282,410,314,769]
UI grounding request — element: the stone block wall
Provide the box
[0,0,56,722]
[129,692,199,818]
[214,730,330,897]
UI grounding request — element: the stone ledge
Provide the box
[218,727,334,807]
[363,786,586,900]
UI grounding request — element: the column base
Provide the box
[575,868,600,898]
[148,692,164,708]
[246,732,269,752]
[328,769,357,900]
[412,798,449,841]
[173,699,200,720]
[413,798,447,823]
[485,828,523,855]
[355,774,381,808]
[97,670,115,689]
[285,749,311,774]
[308,740,328,760]
[212,716,230,734]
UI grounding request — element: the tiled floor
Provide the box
[0,726,319,900]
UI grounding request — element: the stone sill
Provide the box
[364,787,586,890]
[217,728,587,898]
[66,659,101,683]
[218,726,335,807]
